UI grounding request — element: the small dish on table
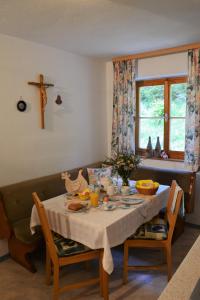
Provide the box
[103,204,116,211]
[121,198,144,205]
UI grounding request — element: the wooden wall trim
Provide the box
[112,42,200,62]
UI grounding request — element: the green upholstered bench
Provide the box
[0,162,101,272]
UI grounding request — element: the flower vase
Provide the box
[121,185,130,195]
[120,175,129,187]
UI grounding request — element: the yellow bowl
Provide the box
[135,180,159,195]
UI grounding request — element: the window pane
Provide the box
[170,83,187,117]
[139,118,164,149]
[170,119,185,151]
[139,85,164,117]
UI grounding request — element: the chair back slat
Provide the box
[166,181,183,242]
[32,192,58,264]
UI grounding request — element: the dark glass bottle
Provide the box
[154,136,161,157]
[146,136,153,158]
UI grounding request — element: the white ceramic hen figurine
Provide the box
[61,169,88,194]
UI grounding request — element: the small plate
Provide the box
[109,197,121,202]
[103,204,116,211]
[121,198,144,205]
[120,190,136,196]
[119,204,131,209]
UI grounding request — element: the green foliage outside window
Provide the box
[138,82,186,151]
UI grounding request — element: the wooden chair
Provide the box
[32,192,104,300]
[123,180,183,283]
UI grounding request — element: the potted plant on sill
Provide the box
[104,152,141,186]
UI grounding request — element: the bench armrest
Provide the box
[0,198,12,239]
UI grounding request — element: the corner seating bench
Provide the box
[0,162,101,272]
[0,162,194,272]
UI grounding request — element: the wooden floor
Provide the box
[0,225,199,300]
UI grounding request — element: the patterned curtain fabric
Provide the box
[111,59,136,155]
[184,49,200,172]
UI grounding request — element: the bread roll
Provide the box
[68,202,84,211]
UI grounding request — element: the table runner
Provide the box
[30,185,169,274]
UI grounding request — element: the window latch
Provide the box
[164,113,168,122]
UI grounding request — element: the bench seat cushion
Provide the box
[13,218,41,244]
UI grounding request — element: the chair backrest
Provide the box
[166,180,183,242]
[32,192,58,264]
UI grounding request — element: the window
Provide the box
[136,77,187,159]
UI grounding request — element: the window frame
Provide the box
[135,76,187,160]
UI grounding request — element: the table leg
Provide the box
[100,250,109,300]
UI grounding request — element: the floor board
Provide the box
[0,225,199,300]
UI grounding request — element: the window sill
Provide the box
[140,158,192,172]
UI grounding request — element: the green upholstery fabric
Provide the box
[130,217,168,241]
[52,232,90,257]
[0,161,101,245]
[0,162,101,225]
[13,218,41,244]
[132,166,192,193]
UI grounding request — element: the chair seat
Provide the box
[130,217,168,241]
[52,232,90,257]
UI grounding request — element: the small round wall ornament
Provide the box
[55,95,62,105]
[17,98,27,112]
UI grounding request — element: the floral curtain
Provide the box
[111,59,136,155]
[184,49,200,172]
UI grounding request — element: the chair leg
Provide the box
[166,246,172,281]
[46,247,51,285]
[100,249,109,300]
[84,260,91,271]
[123,242,129,284]
[52,265,60,300]
[102,268,109,300]
[99,253,103,297]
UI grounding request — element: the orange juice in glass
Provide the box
[90,192,99,207]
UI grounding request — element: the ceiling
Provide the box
[0,0,200,58]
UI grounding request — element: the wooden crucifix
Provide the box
[28,74,54,129]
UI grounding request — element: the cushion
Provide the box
[87,167,112,185]
[13,218,42,244]
[53,232,90,257]
[130,217,168,240]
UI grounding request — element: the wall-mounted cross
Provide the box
[28,74,54,129]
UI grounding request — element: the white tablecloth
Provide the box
[30,185,169,274]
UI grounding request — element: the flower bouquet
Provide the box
[104,152,140,186]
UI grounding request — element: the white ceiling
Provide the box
[0,0,200,58]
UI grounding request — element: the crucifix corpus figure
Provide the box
[28,74,54,129]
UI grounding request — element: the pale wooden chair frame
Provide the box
[123,180,183,283]
[32,192,105,300]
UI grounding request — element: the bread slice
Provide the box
[68,202,84,211]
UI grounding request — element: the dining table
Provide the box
[30,184,170,299]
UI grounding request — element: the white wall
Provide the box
[137,52,187,80]
[0,34,107,186]
[0,34,107,255]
